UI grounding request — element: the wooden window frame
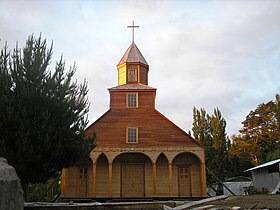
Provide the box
[126,127,138,143]
[127,93,138,108]
[79,167,88,180]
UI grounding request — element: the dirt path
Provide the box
[206,194,280,209]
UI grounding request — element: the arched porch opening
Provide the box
[112,152,153,198]
[172,152,203,197]
[156,153,169,197]
[95,153,109,197]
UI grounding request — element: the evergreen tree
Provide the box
[192,107,212,148]
[0,35,95,184]
[192,107,231,183]
[210,108,230,151]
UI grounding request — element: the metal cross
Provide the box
[127,20,139,43]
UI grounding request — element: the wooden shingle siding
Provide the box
[61,167,78,197]
[156,154,169,197]
[139,66,148,85]
[87,165,93,197]
[112,162,121,197]
[172,164,179,197]
[191,163,202,197]
[110,91,155,109]
[88,108,199,148]
[118,66,126,85]
[145,161,153,197]
[96,154,109,197]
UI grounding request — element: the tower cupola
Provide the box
[117,21,149,86]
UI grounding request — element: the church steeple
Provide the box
[118,42,148,66]
[117,21,149,86]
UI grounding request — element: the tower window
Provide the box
[127,127,138,143]
[127,93,138,108]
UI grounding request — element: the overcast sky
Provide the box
[1,0,279,137]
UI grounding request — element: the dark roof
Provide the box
[109,83,156,90]
[225,176,252,182]
[118,42,148,66]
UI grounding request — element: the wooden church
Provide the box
[61,23,207,200]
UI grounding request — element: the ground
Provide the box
[24,195,280,210]
[205,194,280,209]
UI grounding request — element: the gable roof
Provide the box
[154,110,205,148]
[109,83,156,91]
[118,42,148,66]
[244,159,280,172]
[86,108,204,149]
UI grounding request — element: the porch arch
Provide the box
[156,153,169,197]
[112,152,154,198]
[95,153,109,197]
[169,151,204,164]
[172,152,204,197]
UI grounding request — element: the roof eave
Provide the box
[117,62,149,68]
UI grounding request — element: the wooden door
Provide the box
[122,164,144,197]
[79,167,88,197]
[178,166,191,197]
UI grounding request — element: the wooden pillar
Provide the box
[92,163,97,197]
[201,163,207,197]
[152,163,157,197]
[61,169,65,197]
[76,167,79,196]
[168,163,173,197]
[108,162,113,197]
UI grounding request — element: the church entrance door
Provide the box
[122,164,144,197]
[178,165,191,197]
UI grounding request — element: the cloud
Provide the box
[136,0,280,135]
[0,0,279,136]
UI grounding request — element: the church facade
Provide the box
[61,38,207,199]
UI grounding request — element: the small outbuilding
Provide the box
[208,176,252,196]
[245,159,280,194]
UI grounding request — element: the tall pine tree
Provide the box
[0,35,95,184]
[192,107,230,183]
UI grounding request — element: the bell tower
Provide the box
[117,21,149,86]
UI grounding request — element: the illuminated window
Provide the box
[127,127,138,143]
[127,93,138,108]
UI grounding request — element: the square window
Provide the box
[127,127,138,143]
[127,93,138,108]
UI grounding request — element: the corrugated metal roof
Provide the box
[109,83,156,90]
[118,42,148,66]
[244,159,280,172]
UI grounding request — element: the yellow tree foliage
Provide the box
[230,94,280,166]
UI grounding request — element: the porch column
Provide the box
[168,163,173,197]
[201,163,207,197]
[108,162,113,197]
[92,163,97,197]
[152,163,157,196]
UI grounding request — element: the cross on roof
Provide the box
[127,20,139,43]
